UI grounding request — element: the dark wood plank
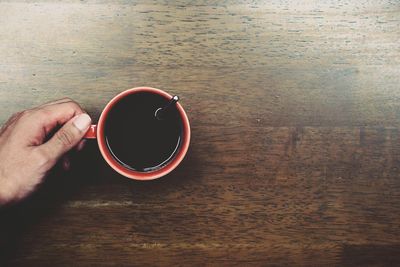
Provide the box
[1,1,399,127]
[1,0,400,266]
[2,127,400,266]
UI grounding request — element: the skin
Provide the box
[0,98,91,206]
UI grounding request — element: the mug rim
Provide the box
[97,87,191,180]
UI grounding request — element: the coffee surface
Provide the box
[104,92,182,172]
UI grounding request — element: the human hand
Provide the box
[0,98,91,206]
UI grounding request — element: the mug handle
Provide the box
[84,125,97,139]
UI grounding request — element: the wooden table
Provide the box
[1,0,400,266]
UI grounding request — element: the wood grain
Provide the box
[1,0,400,266]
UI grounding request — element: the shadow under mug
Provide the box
[83,87,191,180]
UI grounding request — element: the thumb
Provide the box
[39,113,91,161]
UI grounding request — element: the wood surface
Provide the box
[1,0,400,266]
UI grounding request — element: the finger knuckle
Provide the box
[16,109,47,125]
[55,129,75,146]
[66,101,82,112]
[36,109,51,118]
[61,97,73,102]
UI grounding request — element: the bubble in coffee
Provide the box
[104,92,183,172]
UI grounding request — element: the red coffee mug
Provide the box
[84,87,191,180]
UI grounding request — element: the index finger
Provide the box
[38,97,75,108]
[29,100,86,136]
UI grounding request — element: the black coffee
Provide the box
[104,92,183,172]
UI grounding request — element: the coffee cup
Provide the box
[84,87,190,180]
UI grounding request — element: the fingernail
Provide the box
[73,113,91,131]
[76,139,86,151]
[63,158,71,171]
